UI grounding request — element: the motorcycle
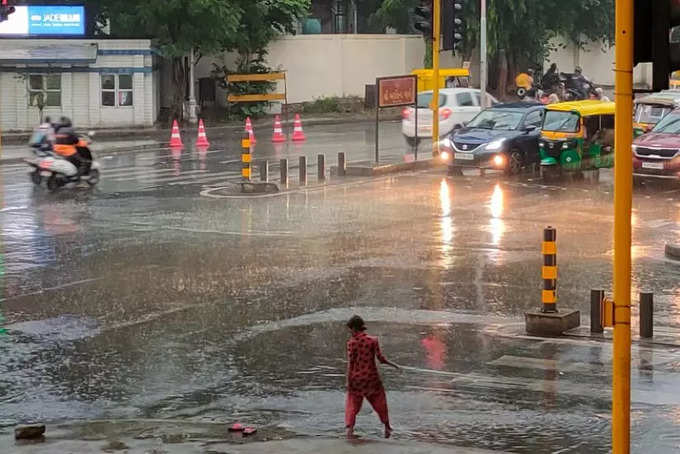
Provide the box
[560,72,598,101]
[25,131,101,192]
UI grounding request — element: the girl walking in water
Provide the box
[345,315,399,439]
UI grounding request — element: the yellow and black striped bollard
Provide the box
[241,130,251,180]
[542,226,558,313]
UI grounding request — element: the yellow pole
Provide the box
[432,0,441,153]
[613,0,633,451]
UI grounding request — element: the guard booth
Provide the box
[411,68,471,92]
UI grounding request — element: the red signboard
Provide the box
[377,75,417,108]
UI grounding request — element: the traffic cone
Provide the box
[245,117,257,144]
[195,118,210,147]
[169,119,183,148]
[271,115,287,143]
[291,114,306,142]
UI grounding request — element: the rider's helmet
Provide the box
[527,68,535,76]
[59,116,72,128]
[575,66,583,75]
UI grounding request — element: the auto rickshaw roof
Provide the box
[546,100,616,116]
[634,90,680,106]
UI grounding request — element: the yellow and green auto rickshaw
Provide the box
[539,100,616,173]
[633,90,680,136]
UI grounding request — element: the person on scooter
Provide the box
[54,117,87,176]
[542,63,560,91]
[515,69,535,92]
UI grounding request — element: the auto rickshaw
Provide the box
[633,90,680,136]
[539,100,616,173]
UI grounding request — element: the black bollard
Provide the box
[640,292,653,338]
[590,289,604,333]
[260,160,269,182]
[317,154,325,182]
[280,158,288,188]
[338,152,346,177]
[299,156,307,186]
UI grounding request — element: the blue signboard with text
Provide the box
[0,5,85,36]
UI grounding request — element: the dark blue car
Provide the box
[439,102,546,175]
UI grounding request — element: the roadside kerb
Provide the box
[331,158,446,177]
[0,114,402,146]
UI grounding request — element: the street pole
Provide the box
[613,0,633,451]
[479,0,487,108]
[188,47,198,124]
[432,0,441,153]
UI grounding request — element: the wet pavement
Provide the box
[1,120,680,453]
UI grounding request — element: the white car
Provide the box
[401,88,498,145]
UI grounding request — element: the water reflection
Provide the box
[489,184,506,247]
[171,148,182,176]
[420,326,448,370]
[439,179,454,269]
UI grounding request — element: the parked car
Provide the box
[633,108,680,179]
[401,88,498,146]
[438,102,546,175]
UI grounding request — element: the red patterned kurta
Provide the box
[347,331,388,396]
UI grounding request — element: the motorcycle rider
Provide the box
[515,69,535,92]
[542,63,560,91]
[53,116,88,176]
[572,66,593,99]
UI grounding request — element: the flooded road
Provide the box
[1,121,680,452]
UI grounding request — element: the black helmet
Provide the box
[575,66,583,74]
[59,116,72,127]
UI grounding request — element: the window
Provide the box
[456,92,475,107]
[417,92,447,109]
[524,110,544,127]
[102,74,133,107]
[28,74,61,107]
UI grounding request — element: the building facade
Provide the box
[0,38,159,132]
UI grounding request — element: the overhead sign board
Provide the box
[0,5,85,36]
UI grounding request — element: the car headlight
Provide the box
[493,155,505,167]
[440,138,453,149]
[485,139,505,151]
[539,141,545,148]
[631,144,638,151]
[562,142,569,149]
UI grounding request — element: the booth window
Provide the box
[28,74,62,107]
[102,74,133,107]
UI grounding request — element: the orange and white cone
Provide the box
[271,115,287,143]
[245,117,257,144]
[169,119,183,148]
[195,118,210,147]
[291,114,306,142]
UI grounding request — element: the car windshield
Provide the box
[466,109,524,130]
[652,111,680,133]
[417,92,447,108]
[542,110,580,132]
[634,104,672,124]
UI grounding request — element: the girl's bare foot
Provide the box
[384,425,392,439]
[346,428,356,439]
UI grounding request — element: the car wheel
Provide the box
[505,149,523,176]
[46,175,60,192]
[30,170,41,186]
[405,136,421,147]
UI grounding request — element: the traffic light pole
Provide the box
[613,0,633,451]
[480,0,487,108]
[432,0,441,152]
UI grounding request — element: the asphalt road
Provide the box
[1,121,680,453]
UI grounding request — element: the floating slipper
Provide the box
[243,427,257,436]
[228,423,244,432]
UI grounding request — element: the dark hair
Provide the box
[346,315,366,331]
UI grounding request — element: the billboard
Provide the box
[0,5,85,36]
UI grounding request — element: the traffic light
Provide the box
[443,0,465,52]
[634,0,680,91]
[414,1,433,40]
[0,2,15,23]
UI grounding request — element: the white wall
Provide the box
[197,34,443,105]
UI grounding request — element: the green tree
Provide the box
[99,0,309,119]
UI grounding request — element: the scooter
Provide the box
[25,132,101,192]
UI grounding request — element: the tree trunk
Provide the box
[498,48,508,100]
[171,57,186,122]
